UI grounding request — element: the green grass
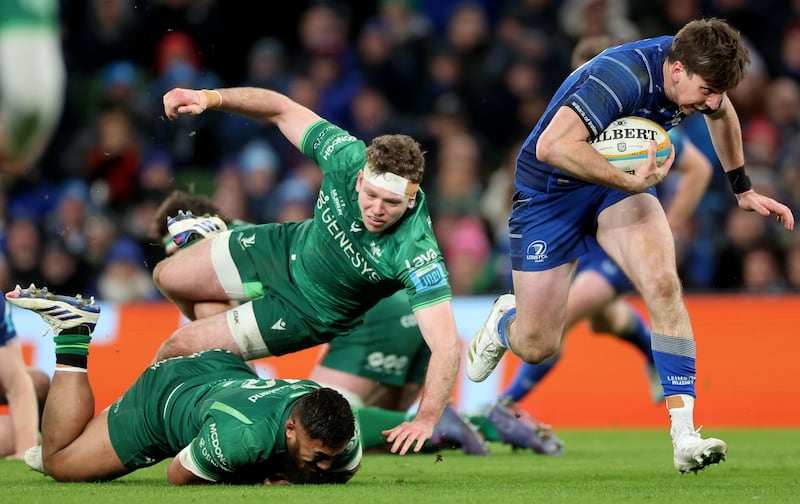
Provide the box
[4,430,799,503]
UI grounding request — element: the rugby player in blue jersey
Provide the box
[467,19,795,473]
[488,35,713,438]
[491,126,712,437]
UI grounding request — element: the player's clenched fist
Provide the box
[163,88,214,121]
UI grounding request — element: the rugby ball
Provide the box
[589,116,671,173]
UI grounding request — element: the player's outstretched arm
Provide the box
[702,97,794,230]
[162,87,322,149]
[382,301,460,455]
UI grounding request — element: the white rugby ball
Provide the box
[589,116,671,173]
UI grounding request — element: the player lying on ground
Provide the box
[311,290,562,456]
[7,286,361,484]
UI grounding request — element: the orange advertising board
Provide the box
[506,295,800,427]
[9,295,800,427]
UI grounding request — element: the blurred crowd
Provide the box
[3,0,800,303]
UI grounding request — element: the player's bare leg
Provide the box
[6,286,129,480]
[598,194,726,472]
[152,237,231,320]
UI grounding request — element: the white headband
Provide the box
[362,164,419,198]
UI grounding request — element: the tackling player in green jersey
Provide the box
[152,191,489,455]
[157,86,461,456]
[151,191,558,456]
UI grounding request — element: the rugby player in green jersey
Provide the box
[158,86,460,456]
[151,191,556,456]
[6,286,361,485]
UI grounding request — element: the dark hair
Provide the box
[669,18,750,92]
[365,134,426,184]
[291,387,355,451]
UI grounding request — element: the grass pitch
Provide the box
[3,429,798,504]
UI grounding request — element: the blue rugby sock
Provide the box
[500,354,559,403]
[619,308,654,365]
[497,307,516,350]
[650,332,696,398]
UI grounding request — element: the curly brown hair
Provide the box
[364,134,426,184]
[669,18,750,92]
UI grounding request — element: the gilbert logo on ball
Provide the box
[590,116,671,173]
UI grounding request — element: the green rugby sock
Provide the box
[468,414,500,442]
[54,326,91,369]
[353,407,410,450]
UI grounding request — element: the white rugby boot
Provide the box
[672,427,727,473]
[6,284,100,334]
[466,294,515,382]
[167,210,227,248]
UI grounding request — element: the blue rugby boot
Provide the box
[432,404,490,456]
[487,398,564,455]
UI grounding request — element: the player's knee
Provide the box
[43,458,75,482]
[156,334,188,361]
[534,345,559,364]
[514,337,559,365]
[512,322,561,363]
[152,259,183,299]
[152,260,166,290]
[639,270,682,305]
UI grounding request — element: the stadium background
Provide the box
[3,1,800,427]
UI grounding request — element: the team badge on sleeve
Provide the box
[410,263,447,293]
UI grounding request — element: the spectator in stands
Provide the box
[97,238,159,303]
[740,243,786,294]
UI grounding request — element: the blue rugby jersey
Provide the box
[517,36,685,190]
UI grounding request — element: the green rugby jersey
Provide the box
[165,374,361,483]
[0,0,59,32]
[289,120,451,326]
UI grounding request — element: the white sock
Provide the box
[668,394,695,437]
